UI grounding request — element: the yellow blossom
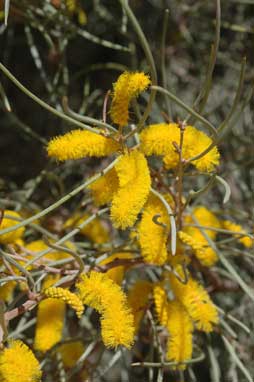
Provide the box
[76,271,134,348]
[0,281,16,302]
[222,220,253,248]
[110,71,150,126]
[99,252,134,284]
[110,150,151,229]
[169,271,219,332]
[25,239,75,261]
[127,280,152,331]
[138,194,169,265]
[179,231,217,267]
[64,212,109,244]
[166,300,193,369]
[65,0,87,25]
[44,287,84,318]
[47,129,119,161]
[58,341,85,368]
[88,168,119,206]
[0,210,25,244]
[140,123,220,172]
[153,283,170,326]
[0,340,42,382]
[34,275,66,352]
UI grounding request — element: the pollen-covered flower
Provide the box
[0,281,16,302]
[58,340,85,368]
[110,150,151,229]
[140,123,220,172]
[76,271,134,348]
[166,300,193,369]
[222,220,253,248]
[64,212,109,244]
[47,129,119,161]
[169,271,219,332]
[99,252,134,284]
[110,71,150,126]
[153,283,170,326]
[44,287,84,318]
[88,168,119,206]
[0,340,42,382]
[127,280,152,331]
[0,210,25,244]
[34,276,66,352]
[178,231,217,267]
[25,239,75,261]
[138,194,169,265]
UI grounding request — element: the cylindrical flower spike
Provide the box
[110,150,151,229]
[88,168,119,206]
[34,275,65,353]
[222,220,253,248]
[127,280,152,332]
[76,271,135,348]
[169,270,219,332]
[47,129,119,161]
[138,194,169,265]
[140,123,220,172]
[44,287,84,318]
[0,210,25,244]
[0,340,42,382]
[110,71,150,126]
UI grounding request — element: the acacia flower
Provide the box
[179,231,217,267]
[140,123,220,172]
[165,300,193,369]
[47,129,119,161]
[34,275,65,352]
[110,71,150,126]
[64,212,109,244]
[25,239,75,261]
[58,341,85,368]
[44,287,84,318]
[88,168,119,206]
[110,150,151,229]
[138,194,169,265]
[169,271,219,332]
[222,220,253,248]
[0,340,42,382]
[127,280,152,331]
[153,283,170,326]
[99,252,134,284]
[0,210,25,244]
[76,271,135,348]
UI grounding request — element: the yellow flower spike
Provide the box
[153,283,170,326]
[0,210,25,244]
[25,239,75,261]
[0,340,42,382]
[185,206,221,241]
[64,212,109,244]
[88,168,119,206]
[34,275,66,353]
[169,271,219,332]
[0,281,16,302]
[179,231,218,267]
[110,71,150,126]
[140,123,220,172]
[138,194,169,265]
[47,129,119,161]
[166,300,194,370]
[99,252,134,284]
[110,150,151,229]
[222,220,253,248]
[44,287,84,318]
[76,271,135,348]
[58,341,85,368]
[127,280,152,331]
